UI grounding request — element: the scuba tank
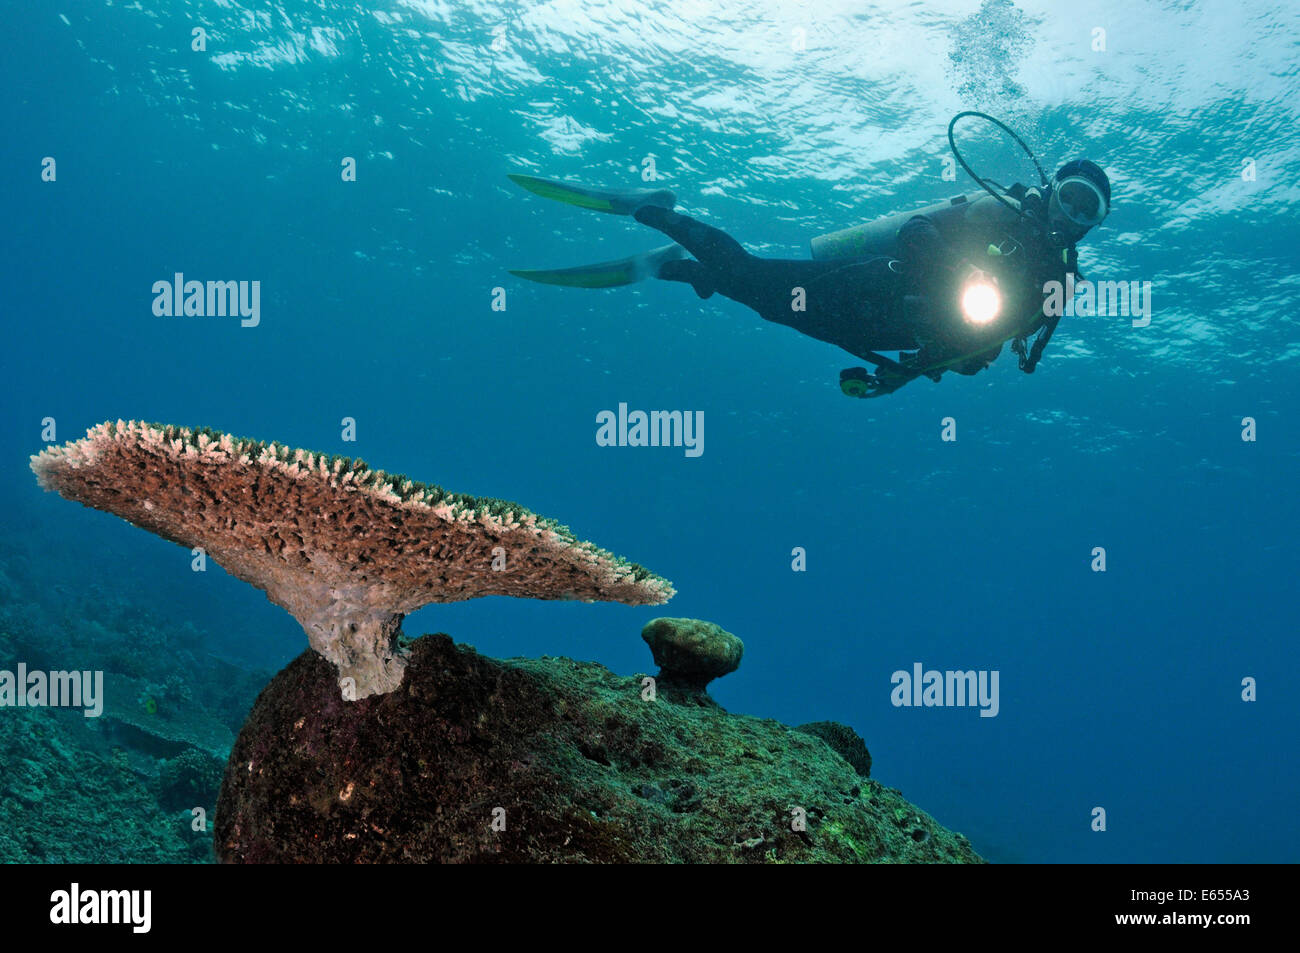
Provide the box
[810,191,989,261]
[813,111,1056,262]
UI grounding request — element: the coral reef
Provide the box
[0,707,196,863]
[640,617,743,692]
[157,749,226,813]
[103,673,234,760]
[216,633,982,864]
[31,421,674,698]
[0,536,265,863]
[795,721,872,778]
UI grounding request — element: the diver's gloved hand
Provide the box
[1011,336,1032,371]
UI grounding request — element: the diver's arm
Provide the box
[951,344,1003,375]
[900,290,985,379]
[1013,237,1075,372]
[897,215,952,284]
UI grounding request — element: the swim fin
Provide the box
[510,243,687,289]
[508,173,677,215]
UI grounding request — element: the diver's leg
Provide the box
[633,206,751,274]
[632,207,909,359]
[658,258,717,299]
[760,258,921,360]
[634,204,777,306]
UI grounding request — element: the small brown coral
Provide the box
[32,421,673,699]
[641,617,743,692]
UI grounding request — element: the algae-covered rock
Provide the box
[641,617,743,691]
[216,634,981,863]
[795,721,872,778]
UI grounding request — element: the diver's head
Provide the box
[1049,159,1110,243]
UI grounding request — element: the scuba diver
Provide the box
[508,113,1111,398]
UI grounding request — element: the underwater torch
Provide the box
[960,268,1001,325]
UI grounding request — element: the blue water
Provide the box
[3,0,1297,863]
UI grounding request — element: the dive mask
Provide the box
[1049,175,1109,229]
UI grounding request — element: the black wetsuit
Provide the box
[634,193,1072,380]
